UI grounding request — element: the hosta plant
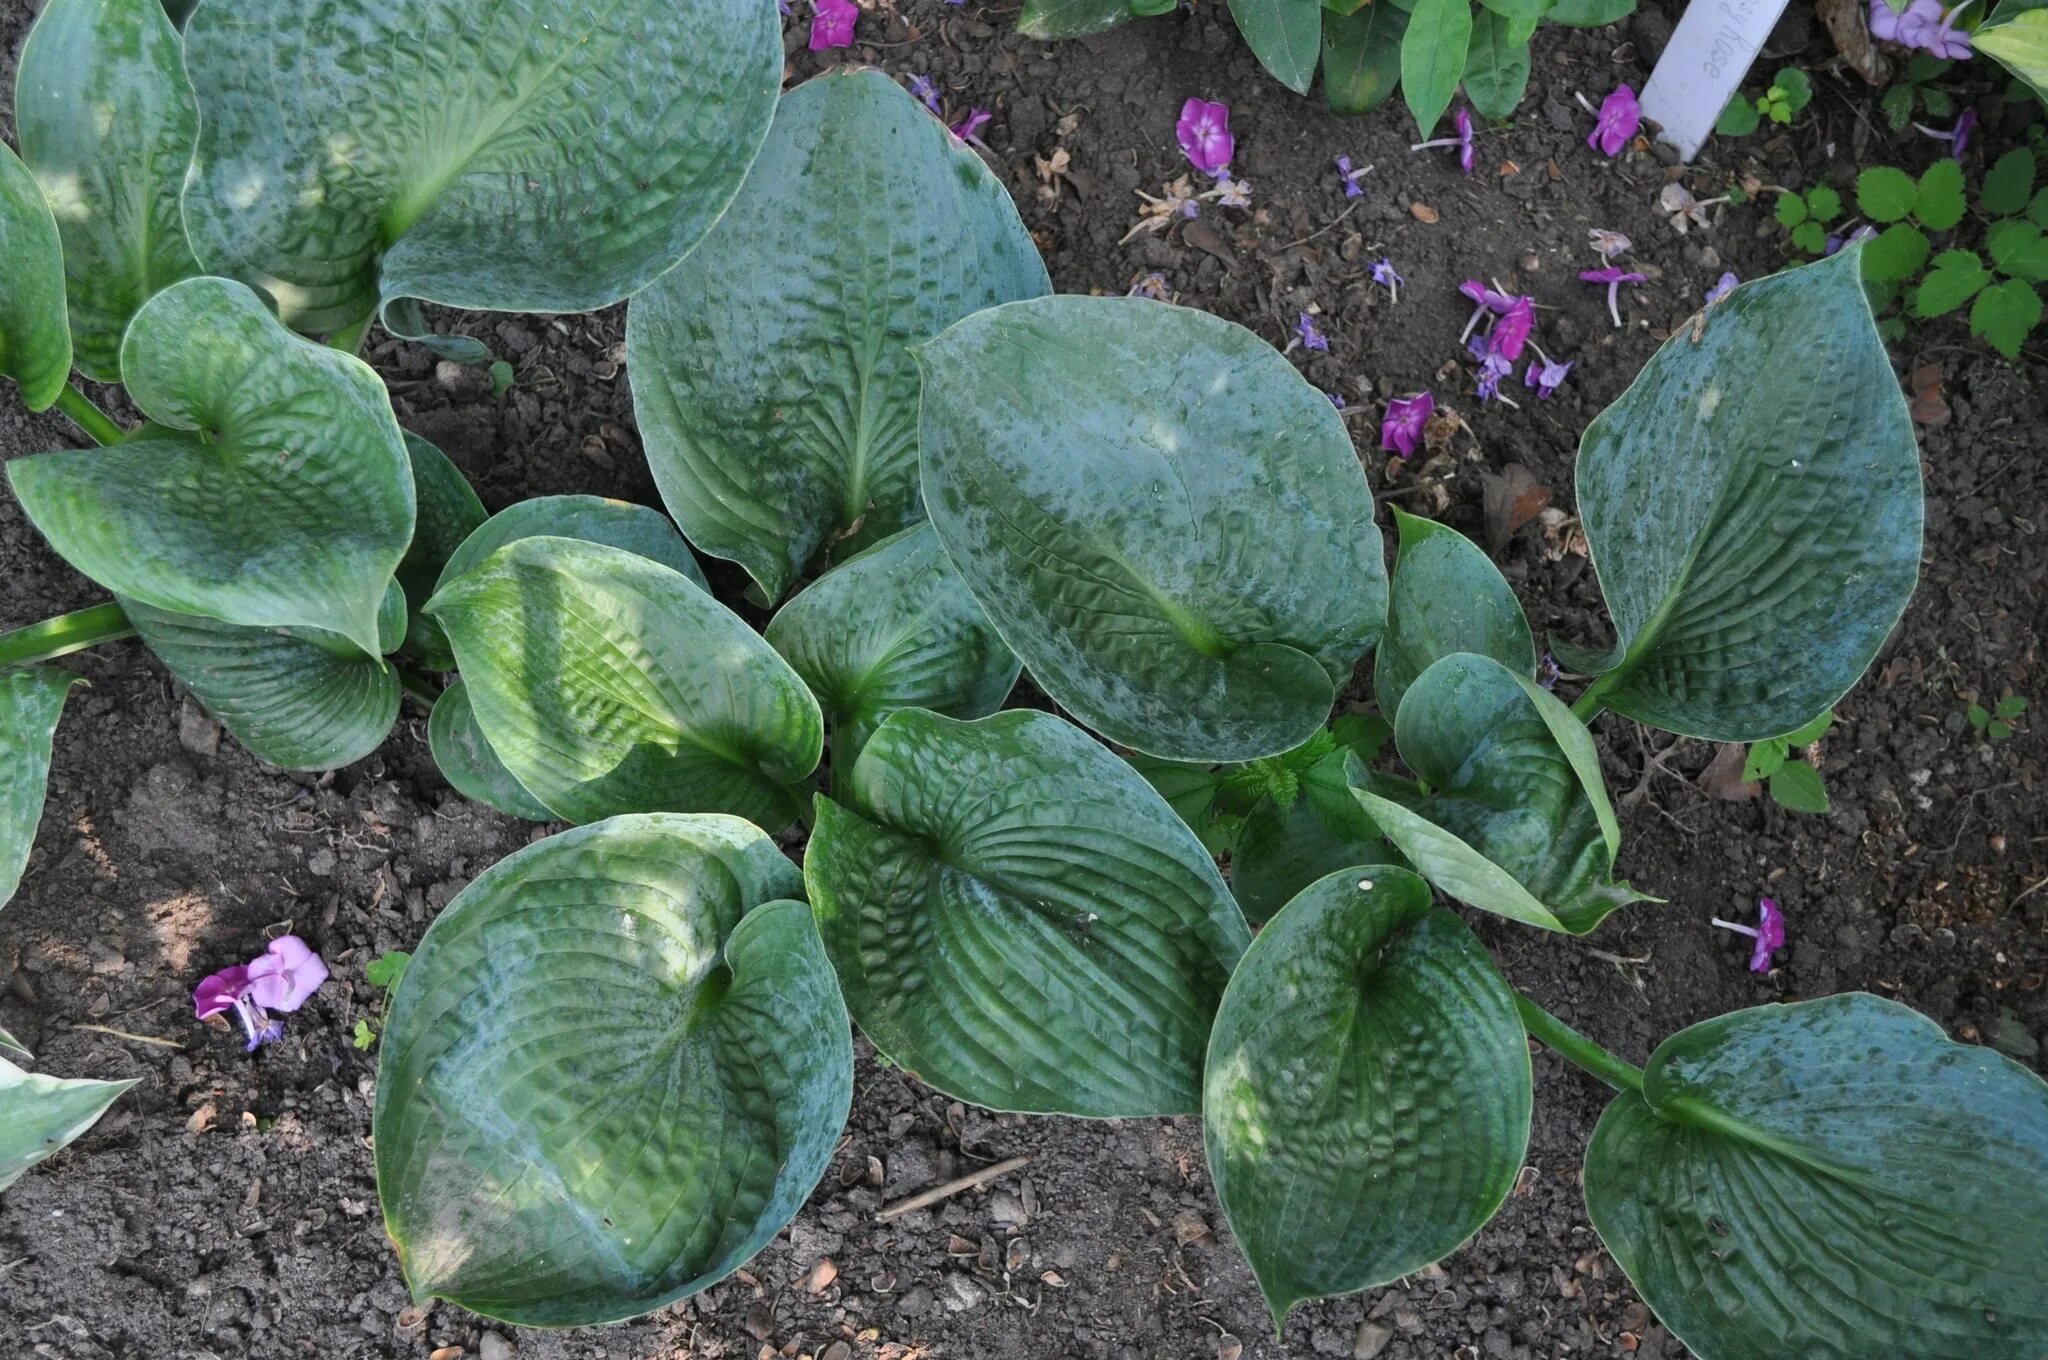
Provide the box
[2,18,2044,1358]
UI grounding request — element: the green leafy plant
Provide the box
[1716,65,1814,137]
[2,11,2043,1357]
[1741,710,1835,813]
[1775,181,1846,256]
[351,950,411,1050]
[1968,692,2029,740]
[1879,52,1963,132]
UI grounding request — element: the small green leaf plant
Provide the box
[1740,710,1835,813]
[2,10,2043,1355]
[1775,182,1846,256]
[1967,692,2029,740]
[350,950,411,1051]
[1716,66,1815,137]
[1879,52,1965,132]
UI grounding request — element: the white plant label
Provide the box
[1640,0,1795,161]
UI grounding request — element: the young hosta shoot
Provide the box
[0,142,72,411]
[1556,247,1922,741]
[0,1054,135,1193]
[1357,652,1647,935]
[918,295,1387,763]
[7,276,415,656]
[806,709,1252,1116]
[629,69,1050,600]
[1580,994,2048,1358]
[179,0,781,356]
[764,523,1020,765]
[16,0,200,381]
[426,537,821,829]
[373,815,851,1327]
[1,669,81,911]
[1373,506,1537,722]
[1205,868,1531,1329]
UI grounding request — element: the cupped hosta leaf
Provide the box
[7,276,414,656]
[765,524,1019,759]
[16,0,202,381]
[427,681,553,822]
[1375,507,1534,722]
[397,434,486,669]
[1560,249,1921,742]
[806,708,1252,1116]
[121,589,403,771]
[1584,994,2048,1360]
[1207,868,1530,1328]
[0,1055,136,1192]
[375,815,851,1327]
[1355,653,1646,934]
[919,296,1386,763]
[0,142,71,411]
[630,69,1049,601]
[1,668,82,910]
[435,495,707,599]
[426,537,822,828]
[181,0,780,353]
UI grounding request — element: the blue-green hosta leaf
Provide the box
[427,680,554,822]
[1207,868,1531,1329]
[630,70,1049,601]
[426,537,822,829]
[120,586,403,771]
[396,434,486,670]
[1323,1,1410,115]
[919,296,1387,763]
[1,668,82,910]
[806,709,1252,1117]
[374,814,850,1327]
[437,494,707,602]
[16,0,202,381]
[1375,507,1535,722]
[7,277,414,656]
[180,0,780,354]
[765,524,1019,759]
[0,142,71,411]
[1559,249,1921,743]
[0,1025,26,1060]
[1977,9,2048,105]
[1584,994,2048,1360]
[1018,0,1146,36]
[1356,653,1645,934]
[0,1055,136,1192]
[1230,0,1325,94]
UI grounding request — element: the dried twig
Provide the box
[877,1154,1030,1221]
[71,1023,183,1049]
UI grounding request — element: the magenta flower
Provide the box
[1713,899,1787,973]
[809,0,857,50]
[1295,311,1329,352]
[1704,271,1739,304]
[1380,393,1435,457]
[951,108,992,146]
[1336,155,1371,199]
[1523,345,1572,400]
[1410,108,1475,173]
[1916,108,1978,160]
[1492,296,1534,361]
[193,965,251,1020]
[1587,84,1640,157]
[1371,257,1405,304]
[1580,266,1646,328]
[194,935,328,1051]
[1177,99,1233,175]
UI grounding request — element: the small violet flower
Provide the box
[1712,898,1787,973]
[1371,257,1405,305]
[1587,84,1641,157]
[194,935,328,1051]
[1296,311,1330,352]
[777,0,791,13]
[1588,229,1632,261]
[1209,173,1252,209]
[951,108,992,147]
[1704,271,1740,305]
[1471,340,1516,403]
[1410,108,1476,175]
[1336,155,1372,199]
[1177,98,1233,175]
[1523,344,1572,401]
[1916,108,1978,161]
[1536,652,1562,690]
[1871,0,1972,58]
[808,0,858,51]
[1380,392,1435,458]
[1128,272,1172,301]
[908,74,941,114]
[1580,266,1646,329]
[1327,391,1347,410]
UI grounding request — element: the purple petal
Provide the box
[245,935,328,1013]
[808,0,858,50]
[1176,98,1233,175]
[194,964,251,1020]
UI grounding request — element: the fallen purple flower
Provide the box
[809,0,857,50]
[1327,391,1346,410]
[1209,173,1252,209]
[1409,108,1475,174]
[1380,392,1435,457]
[1128,272,1172,301]
[1371,257,1405,304]
[1523,344,1572,400]
[909,74,941,114]
[1474,346,1515,403]
[1177,98,1233,175]
[1704,271,1739,305]
[1916,108,1978,161]
[951,108,992,147]
[1588,229,1631,260]
[777,0,791,14]
[1712,898,1786,973]
[1536,653,1562,690]
[1296,311,1329,352]
[1492,296,1534,361]
[1587,84,1640,157]
[1824,224,1877,256]
[1580,266,1646,328]
[1336,155,1372,199]
[194,935,328,1051]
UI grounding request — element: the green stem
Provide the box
[395,666,441,710]
[327,315,372,357]
[0,602,135,670]
[1570,672,1616,723]
[52,385,124,447]
[1514,993,1645,1094]
[828,724,854,804]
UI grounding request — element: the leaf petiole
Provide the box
[1513,992,1645,1093]
[0,602,135,671]
[52,384,125,447]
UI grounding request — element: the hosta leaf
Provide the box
[397,434,487,670]
[1401,0,1475,136]
[1976,9,2048,106]
[629,70,1048,600]
[7,277,413,656]
[1375,508,1534,722]
[0,143,71,411]
[426,537,822,829]
[0,1056,135,1192]
[427,680,554,822]
[16,0,201,381]
[180,0,779,354]
[120,588,403,771]
[1355,652,1646,934]
[1206,868,1530,1329]
[1018,0,1144,37]
[435,495,707,599]
[764,524,1018,760]
[1462,7,1533,120]
[1584,994,2048,1360]
[1229,0,1325,94]
[919,296,1386,763]
[375,815,850,1327]
[806,709,1252,1117]
[1,668,82,910]
[1557,250,1919,743]
[1322,1,1409,115]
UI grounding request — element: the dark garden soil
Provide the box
[3,1,2045,1357]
